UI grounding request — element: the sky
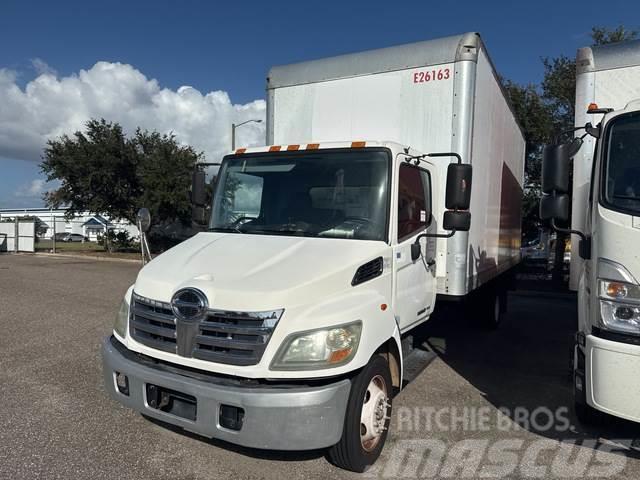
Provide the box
[0,0,637,208]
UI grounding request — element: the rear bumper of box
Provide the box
[101,336,351,450]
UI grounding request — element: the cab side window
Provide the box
[397,164,432,242]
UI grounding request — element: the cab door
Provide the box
[393,163,437,332]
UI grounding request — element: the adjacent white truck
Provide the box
[540,39,640,424]
[102,32,524,471]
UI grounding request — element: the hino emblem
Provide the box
[171,288,208,322]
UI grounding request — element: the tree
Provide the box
[41,119,202,235]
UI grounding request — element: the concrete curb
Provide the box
[19,252,143,264]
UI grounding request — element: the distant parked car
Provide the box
[60,233,89,242]
[53,232,69,241]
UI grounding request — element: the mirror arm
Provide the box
[550,219,591,260]
[415,230,456,242]
[425,152,462,164]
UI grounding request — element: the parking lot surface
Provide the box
[1,254,639,479]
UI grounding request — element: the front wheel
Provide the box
[327,355,392,472]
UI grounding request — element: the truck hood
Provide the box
[134,232,389,310]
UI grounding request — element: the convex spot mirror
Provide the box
[539,192,569,222]
[443,210,471,232]
[137,208,151,233]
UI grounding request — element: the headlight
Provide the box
[271,322,362,370]
[113,298,129,339]
[599,279,640,335]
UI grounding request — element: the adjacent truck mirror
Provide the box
[445,163,472,210]
[191,170,207,207]
[136,208,151,233]
[541,141,578,194]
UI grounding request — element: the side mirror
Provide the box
[191,170,207,206]
[192,205,208,226]
[136,208,151,233]
[445,163,473,210]
[411,242,422,261]
[443,211,471,232]
[539,192,569,222]
[541,142,578,194]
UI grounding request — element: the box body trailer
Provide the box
[541,39,640,424]
[102,32,524,472]
[267,32,525,297]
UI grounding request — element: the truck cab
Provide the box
[578,103,640,423]
[541,39,640,425]
[103,140,471,471]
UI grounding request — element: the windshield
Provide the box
[603,112,640,215]
[209,149,390,241]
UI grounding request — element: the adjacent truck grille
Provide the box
[130,292,280,366]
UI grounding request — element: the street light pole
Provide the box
[231,119,262,151]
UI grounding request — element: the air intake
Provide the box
[352,257,384,286]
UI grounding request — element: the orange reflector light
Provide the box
[587,103,599,112]
[269,145,281,152]
[306,143,320,150]
[351,141,366,148]
[287,144,300,151]
[380,304,388,311]
[606,282,628,299]
[329,348,352,364]
[235,148,246,154]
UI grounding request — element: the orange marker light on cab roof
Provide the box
[587,103,599,112]
[287,144,300,151]
[351,141,366,148]
[235,148,246,154]
[306,143,320,150]
[269,145,281,152]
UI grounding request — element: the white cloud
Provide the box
[0,61,266,164]
[14,178,58,200]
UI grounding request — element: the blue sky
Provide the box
[0,0,637,208]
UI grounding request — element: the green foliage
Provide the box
[97,229,138,251]
[40,119,202,230]
[591,25,638,45]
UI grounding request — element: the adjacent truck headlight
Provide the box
[271,321,362,370]
[113,298,129,339]
[599,279,640,335]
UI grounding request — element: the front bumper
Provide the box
[586,333,640,422]
[101,337,351,450]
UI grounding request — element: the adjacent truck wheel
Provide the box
[476,287,505,329]
[328,355,392,472]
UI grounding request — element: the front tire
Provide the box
[327,355,392,472]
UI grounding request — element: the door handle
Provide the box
[426,259,436,268]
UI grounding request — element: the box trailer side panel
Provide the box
[571,41,640,289]
[467,48,525,291]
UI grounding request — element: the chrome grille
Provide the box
[130,293,177,353]
[130,292,280,366]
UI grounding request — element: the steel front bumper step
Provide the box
[101,337,351,450]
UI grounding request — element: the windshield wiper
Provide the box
[208,226,241,233]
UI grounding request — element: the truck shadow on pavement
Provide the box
[411,289,640,457]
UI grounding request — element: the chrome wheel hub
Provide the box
[360,374,390,451]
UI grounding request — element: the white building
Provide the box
[0,208,138,240]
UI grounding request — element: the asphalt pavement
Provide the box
[1,254,639,479]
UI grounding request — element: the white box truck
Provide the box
[541,39,640,425]
[102,32,525,471]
